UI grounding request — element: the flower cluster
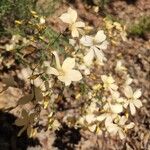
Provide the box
[5,34,30,51]
[8,7,143,139]
[76,72,142,139]
[103,18,127,45]
[55,7,142,139]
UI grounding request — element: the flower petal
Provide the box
[118,130,125,139]
[96,41,108,50]
[58,69,82,86]
[62,57,75,71]
[59,13,72,24]
[111,91,120,99]
[105,116,113,127]
[101,75,107,83]
[125,75,133,85]
[75,21,85,27]
[68,7,77,23]
[124,86,133,98]
[85,114,96,123]
[133,99,142,108]
[111,104,123,114]
[125,122,135,129]
[129,103,136,115]
[94,30,106,43]
[46,67,59,76]
[133,89,142,99]
[94,48,107,65]
[97,114,107,121]
[110,84,118,91]
[80,36,93,47]
[84,49,94,66]
[119,116,127,126]
[106,123,118,134]
[58,75,71,86]
[68,69,82,81]
[71,27,79,37]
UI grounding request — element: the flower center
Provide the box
[93,38,98,45]
[58,69,65,76]
[70,23,76,31]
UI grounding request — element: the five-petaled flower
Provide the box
[80,30,108,66]
[101,75,118,91]
[59,7,85,37]
[45,51,82,86]
[124,86,142,115]
[105,116,135,139]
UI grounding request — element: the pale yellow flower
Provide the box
[5,43,15,51]
[110,91,125,103]
[124,75,133,86]
[46,51,82,86]
[115,60,127,72]
[11,34,21,43]
[80,30,108,66]
[39,16,45,24]
[59,7,85,37]
[96,103,120,125]
[105,116,134,139]
[104,92,124,114]
[101,75,118,91]
[124,86,142,115]
[85,114,96,124]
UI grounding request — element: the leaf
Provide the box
[18,94,34,105]
[15,118,26,126]
[22,109,28,118]
[2,76,16,87]
[35,87,43,101]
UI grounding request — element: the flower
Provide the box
[109,91,125,111]
[5,43,15,51]
[59,7,85,37]
[11,34,21,43]
[124,75,133,86]
[5,34,21,51]
[115,60,127,73]
[110,91,125,103]
[105,116,134,139]
[124,86,142,115]
[46,51,82,86]
[39,16,45,24]
[96,102,121,125]
[80,30,108,66]
[101,75,118,91]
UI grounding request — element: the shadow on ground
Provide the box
[53,124,81,150]
[0,110,40,150]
